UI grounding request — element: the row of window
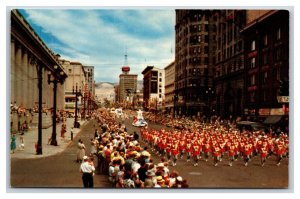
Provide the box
[248,47,283,69]
[248,68,281,86]
[248,88,280,103]
[250,28,282,51]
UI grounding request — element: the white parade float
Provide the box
[132,109,148,127]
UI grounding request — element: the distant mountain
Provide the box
[95,82,115,102]
[95,82,115,88]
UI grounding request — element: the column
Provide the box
[28,55,33,109]
[33,58,38,108]
[10,38,15,103]
[42,67,47,109]
[15,44,22,105]
[22,49,28,108]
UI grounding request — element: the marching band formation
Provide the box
[141,125,289,168]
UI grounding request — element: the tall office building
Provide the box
[164,61,175,115]
[142,66,165,111]
[175,10,215,116]
[213,10,247,118]
[241,10,289,123]
[118,65,137,106]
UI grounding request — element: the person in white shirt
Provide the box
[80,156,95,188]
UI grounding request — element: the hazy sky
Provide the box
[19,9,176,83]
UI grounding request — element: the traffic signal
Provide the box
[279,80,289,96]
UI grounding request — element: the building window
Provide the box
[68,69,72,73]
[274,47,282,61]
[264,34,268,46]
[251,57,256,68]
[263,71,268,83]
[263,90,267,101]
[250,91,255,102]
[159,78,162,82]
[198,35,201,43]
[276,28,281,40]
[250,74,256,85]
[159,89,162,93]
[251,40,256,51]
[159,73,162,76]
[263,52,269,65]
[275,67,281,81]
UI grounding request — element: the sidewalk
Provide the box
[10,118,88,159]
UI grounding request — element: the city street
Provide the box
[10,119,111,188]
[120,115,289,189]
[11,115,288,189]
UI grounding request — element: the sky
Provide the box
[18,9,176,83]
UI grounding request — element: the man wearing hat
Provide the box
[155,176,167,188]
[79,156,95,188]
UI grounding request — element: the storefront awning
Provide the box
[263,115,282,124]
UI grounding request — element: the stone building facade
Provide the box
[10,9,67,131]
[164,61,175,115]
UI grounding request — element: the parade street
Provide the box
[10,119,111,188]
[121,116,289,189]
[10,116,289,189]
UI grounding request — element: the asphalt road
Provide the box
[121,116,289,189]
[10,117,289,189]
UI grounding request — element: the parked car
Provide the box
[236,121,267,132]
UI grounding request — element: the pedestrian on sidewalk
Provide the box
[60,123,66,139]
[77,139,86,163]
[19,134,25,150]
[79,156,95,188]
[11,133,17,153]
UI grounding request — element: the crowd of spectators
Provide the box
[87,111,189,188]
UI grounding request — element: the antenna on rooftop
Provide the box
[124,46,128,66]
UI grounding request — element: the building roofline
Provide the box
[164,61,175,70]
[141,66,154,74]
[240,10,279,33]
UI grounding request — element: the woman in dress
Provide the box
[11,133,17,153]
[77,139,86,162]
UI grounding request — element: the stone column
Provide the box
[32,57,38,109]
[22,49,28,108]
[15,44,22,105]
[28,55,33,109]
[42,67,46,109]
[10,38,15,103]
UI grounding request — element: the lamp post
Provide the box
[47,65,66,146]
[36,63,43,155]
[73,83,81,128]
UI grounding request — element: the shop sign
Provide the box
[270,108,285,115]
[277,96,289,103]
[259,108,270,116]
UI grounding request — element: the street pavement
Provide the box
[10,114,289,190]
[10,118,86,159]
[10,118,111,188]
[120,115,290,189]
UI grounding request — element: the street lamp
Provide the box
[73,83,81,128]
[47,65,66,146]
